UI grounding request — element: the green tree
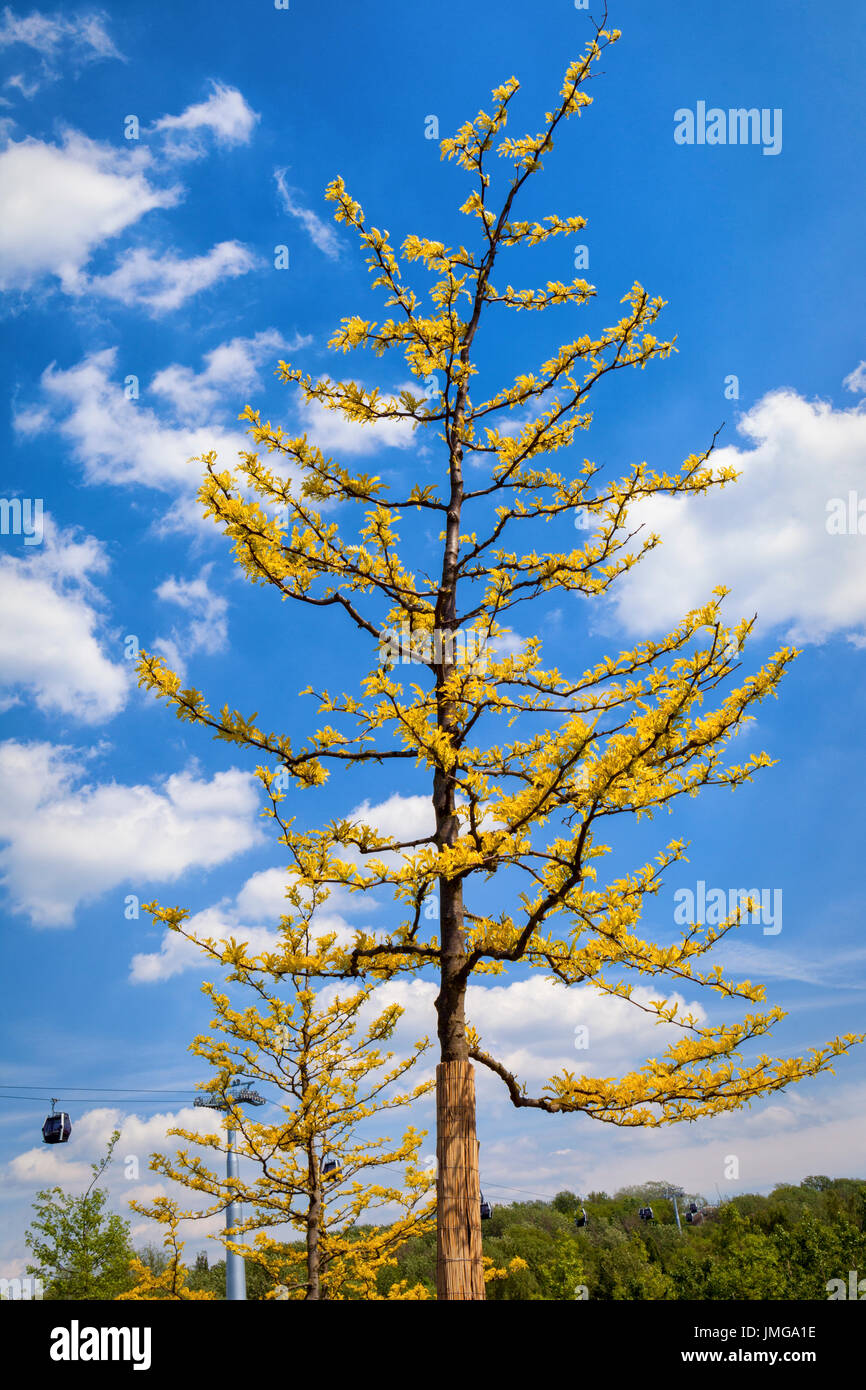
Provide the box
[586,1224,674,1300]
[25,1130,135,1300]
[676,1205,782,1300]
[773,1210,866,1299]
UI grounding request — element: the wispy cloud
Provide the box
[152,564,229,679]
[0,7,123,96]
[80,239,258,313]
[151,81,259,159]
[275,168,341,260]
[150,329,309,422]
[713,938,866,989]
[843,359,866,394]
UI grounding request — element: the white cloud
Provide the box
[228,865,372,922]
[348,792,432,844]
[335,791,434,881]
[152,564,228,678]
[609,388,866,644]
[81,240,258,313]
[357,975,709,1092]
[485,630,528,662]
[150,329,308,423]
[130,891,366,985]
[275,168,341,260]
[471,1074,866,1208]
[129,856,381,981]
[4,1103,218,1190]
[843,360,866,394]
[0,741,262,927]
[233,866,295,921]
[0,518,128,722]
[20,346,252,498]
[0,131,179,293]
[152,82,259,158]
[18,341,405,530]
[130,904,280,984]
[300,394,416,456]
[0,125,257,310]
[470,976,707,1084]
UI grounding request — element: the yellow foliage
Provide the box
[135,16,862,1164]
[117,1202,215,1301]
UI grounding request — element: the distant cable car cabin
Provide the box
[322,1159,337,1175]
[480,1194,492,1220]
[42,1100,71,1145]
[638,1205,654,1222]
[574,1207,588,1228]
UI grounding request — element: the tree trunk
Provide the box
[306,1149,321,1300]
[433,786,484,1298]
[432,287,487,1298]
[436,1057,484,1299]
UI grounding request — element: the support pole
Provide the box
[225,1127,246,1301]
[436,1059,484,1300]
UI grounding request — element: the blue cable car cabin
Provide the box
[480,1194,492,1220]
[42,1109,71,1144]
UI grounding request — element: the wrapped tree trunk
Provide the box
[436,1059,484,1299]
[434,769,485,1299]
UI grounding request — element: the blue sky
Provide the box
[1,0,866,1271]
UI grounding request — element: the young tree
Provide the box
[129,925,436,1300]
[25,1130,136,1300]
[137,16,862,1299]
[118,1200,216,1301]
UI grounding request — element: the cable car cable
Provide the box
[0,1084,199,1094]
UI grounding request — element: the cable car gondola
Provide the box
[574,1207,588,1228]
[480,1194,492,1220]
[42,1099,71,1145]
[322,1159,337,1175]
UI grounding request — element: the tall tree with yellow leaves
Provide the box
[130,924,435,1300]
[137,15,863,1299]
